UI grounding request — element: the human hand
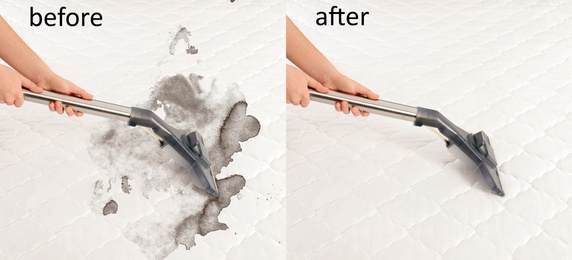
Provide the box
[0,64,43,107]
[321,73,379,117]
[286,64,329,107]
[34,73,93,117]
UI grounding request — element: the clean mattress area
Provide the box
[288,0,572,259]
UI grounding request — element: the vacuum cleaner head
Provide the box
[129,108,219,197]
[447,131,504,196]
[162,131,218,197]
[415,108,504,196]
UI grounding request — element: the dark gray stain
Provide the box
[169,27,198,55]
[148,74,206,125]
[103,200,118,215]
[175,175,245,249]
[211,101,260,175]
[186,46,198,55]
[121,176,131,194]
[88,73,260,259]
[147,74,260,178]
[94,180,103,194]
[99,129,116,143]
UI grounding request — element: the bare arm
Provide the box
[286,16,379,116]
[0,15,53,83]
[0,15,92,116]
[286,16,339,83]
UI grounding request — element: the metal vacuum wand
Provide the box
[23,89,132,121]
[309,89,505,196]
[309,89,418,122]
[22,89,219,197]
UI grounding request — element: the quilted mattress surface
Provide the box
[0,0,284,259]
[287,0,572,259]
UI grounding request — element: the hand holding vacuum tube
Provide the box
[286,16,379,117]
[0,15,92,116]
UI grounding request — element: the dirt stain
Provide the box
[121,176,131,194]
[169,27,198,55]
[186,46,198,55]
[103,200,118,215]
[94,180,103,194]
[175,175,245,250]
[88,73,259,259]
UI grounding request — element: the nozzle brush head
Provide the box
[129,108,219,197]
[414,108,505,196]
[447,131,504,196]
[185,131,218,197]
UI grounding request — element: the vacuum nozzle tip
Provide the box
[492,186,505,197]
[206,187,219,197]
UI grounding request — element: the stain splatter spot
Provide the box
[169,27,198,55]
[186,46,198,55]
[174,175,245,250]
[94,180,103,194]
[89,73,260,259]
[103,200,118,215]
[121,176,131,194]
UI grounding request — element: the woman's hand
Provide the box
[287,64,329,107]
[34,73,93,117]
[321,73,379,117]
[0,15,93,117]
[0,64,42,107]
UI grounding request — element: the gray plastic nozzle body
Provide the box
[128,108,218,197]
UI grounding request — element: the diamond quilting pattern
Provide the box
[0,0,284,259]
[288,0,572,259]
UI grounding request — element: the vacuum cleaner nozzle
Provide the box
[129,108,219,197]
[415,108,504,196]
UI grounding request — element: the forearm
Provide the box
[286,16,339,83]
[0,15,53,82]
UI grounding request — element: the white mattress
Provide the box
[287,0,572,259]
[0,1,285,259]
